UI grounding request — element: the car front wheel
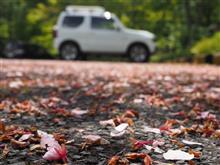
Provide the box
[60,43,80,60]
[128,44,150,62]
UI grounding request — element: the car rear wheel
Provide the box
[60,43,80,60]
[128,44,150,62]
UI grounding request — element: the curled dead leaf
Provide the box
[0,120,5,133]
[125,153,146,159]
[108,155,120,165]
[144,154,153,165]
[11,139,29,149]
[2,144,9,158]
[188,149,202,158]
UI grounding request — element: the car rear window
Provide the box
[62,16,84,28]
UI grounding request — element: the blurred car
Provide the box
[4,41,51,59]
[53,6,156,62]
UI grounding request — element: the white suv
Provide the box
[53,6,156,62]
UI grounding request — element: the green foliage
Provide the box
[191,32,220,57]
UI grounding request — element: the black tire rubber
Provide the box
[128,44,150,62]
[59,42,81,60]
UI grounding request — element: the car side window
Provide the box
[91,17,115,30]
[62,16,84,28]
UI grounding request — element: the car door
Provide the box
[88,16,126,53]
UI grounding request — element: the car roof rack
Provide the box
[65,5,105,14]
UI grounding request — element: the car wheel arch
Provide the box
[126,42,150,54]
[59,40,81,53]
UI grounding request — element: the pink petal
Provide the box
[43,148,60,161]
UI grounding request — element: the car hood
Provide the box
[125,28,155,39]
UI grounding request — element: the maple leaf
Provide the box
[159,119,177,132]
[43,144,67,162]
[108,155,120,165]
[38,130,67,162]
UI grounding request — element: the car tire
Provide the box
[60,43,81,60]
[128,44,150,62]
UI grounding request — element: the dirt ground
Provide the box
[0,59,220,165]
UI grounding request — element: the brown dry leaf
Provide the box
[188,160,196,165]
[144,154,153,165]
[125,153,146,159]
[0,120,5,133]
[213,130,220,138]
[0,103,4,110]
[108,155,120,165]
[30,144,42,151]
[0,134,11,142]
[11,139,29,149]
[122,109,139,118]
[2,144,9,158]
[188,149,202,158]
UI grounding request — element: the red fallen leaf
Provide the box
[38,130,67,162]
[113,116,134,126]
[130,138,153,150]
[201,121,216,137]
[50,108,71,117]
[144,154,153,165]
[0,120,5,133]
[10,139,29,149]
[125,153,146,159]
[43,144,67,163]
[159,119,177,132]
[108,155,120,165]
[188,149,201,158]
[122,109,139,118]
[125,153,152,165]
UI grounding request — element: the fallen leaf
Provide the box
[108,155,120,165]
[19,134,33,141]
[38,130,67,163]
[71,108,88,117]
[115,123,129,132]
[130,138,153,150]
[0,120,5,133]
[43,144,67,162]
[30,144,42,151]
[163,149,194,160]
[143,126,161,134]
[182,140,203,146]
[144,154,153,165]
[125,153,146,159]
[110,123,128,137]
[11,139,29,149]
[188,149,202,158]
[99,119,115,127]
[2,144,9,158]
